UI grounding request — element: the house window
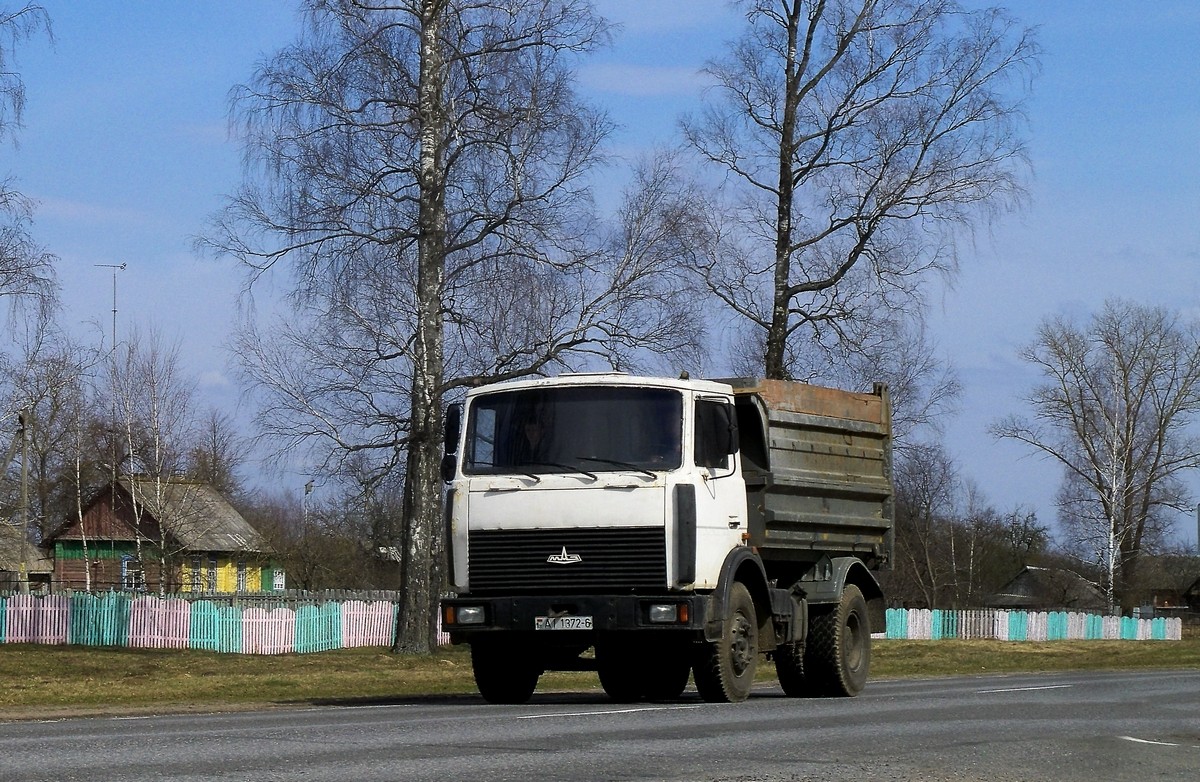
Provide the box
[236,559,247,593]
[207,555,218,593]
[121,555,146,592]
[190,555,203,592]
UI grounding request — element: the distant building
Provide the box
[0,522,52,592]
[1182,576,1200,612]
[987,566,1107,612]
[45,477,282,594]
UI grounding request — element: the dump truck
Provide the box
[439,373,893,703]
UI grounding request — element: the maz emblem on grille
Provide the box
[546,547,583,565]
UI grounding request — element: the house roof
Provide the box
[0,522,53,574]
[988,566,1107,610]
[119,477,271,555]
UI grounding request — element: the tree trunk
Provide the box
[393,0,448,655]
[764,3,801,382]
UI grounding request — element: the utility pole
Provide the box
[92,263,125,594]
[18,410,28,593]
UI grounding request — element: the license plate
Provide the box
[535,615,593,631]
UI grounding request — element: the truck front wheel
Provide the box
[692,582,758,703]
[804,583,870,697]
[470,639,541,704]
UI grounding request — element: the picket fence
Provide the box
[0,594,1182,654]
[885,607,1182,641]
[0,592,413,654]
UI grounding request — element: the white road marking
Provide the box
[976,684,1074,694]
[1119,736,1179,747]
[517,705,702,720]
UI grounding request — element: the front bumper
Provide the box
[441,593,710,641]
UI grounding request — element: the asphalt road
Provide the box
[1,670,1197,781]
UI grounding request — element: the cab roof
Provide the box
[464,372,734,398]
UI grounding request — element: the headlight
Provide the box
[648,603,687,623]
[454,605,486,625]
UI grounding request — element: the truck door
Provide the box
[691,397,747,588]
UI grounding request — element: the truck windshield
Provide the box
[463,386,683,476]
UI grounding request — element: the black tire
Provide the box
[471,641,540,704]
[596,642,644,703]
[692,582,758,703]
[643,653,691,701]
[597,639,691,703]
[775,640,811,697]
[804,584,870,697]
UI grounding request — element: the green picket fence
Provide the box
[885,607,1181,641]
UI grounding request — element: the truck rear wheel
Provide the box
[643,655,691,701]
[775,641,810,697]
[597,641,643,703]
[471,640,540,704]
[692,582,758,703]
[804,583,870,697]
[597,639,691,702]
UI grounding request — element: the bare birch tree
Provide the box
[889,439,1050,608]
[186,407,246,499]
[206,1,700,652]
[0,317,98,537]
[681,0,1037,380]
[891,440,959,607]
[0,4,61,554]
[0,4,56,320]
[103,326,207,593]
[993,299,1200,610]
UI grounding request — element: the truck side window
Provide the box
[469,408,497,469]
[695,399,737,470]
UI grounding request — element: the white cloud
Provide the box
[198,369,233,390]
[33,196,152,227]
[579,63,708,97]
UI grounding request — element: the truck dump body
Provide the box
[726,379,894,573]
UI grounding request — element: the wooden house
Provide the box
[0,522,53,591]
[45,477,282,594]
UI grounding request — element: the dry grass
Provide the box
[0,645,482,716]
[872,636,1200,678]
[1,633,1196,719]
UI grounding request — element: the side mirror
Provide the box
[444,403,462,455]
[440,453,457,483]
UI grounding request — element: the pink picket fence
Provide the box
[4,594,69,644]
[243,606,298,654]
[129,596,192,648]
[342,600,398,647]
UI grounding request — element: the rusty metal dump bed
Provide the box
[724,378,894,571]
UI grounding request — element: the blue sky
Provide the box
[6,2,1200,547]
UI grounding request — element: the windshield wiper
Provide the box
[576,456,657,479]
[523,462,599,481]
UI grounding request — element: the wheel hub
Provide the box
[730,613,754,676]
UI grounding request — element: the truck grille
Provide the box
[467,527,666,594]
